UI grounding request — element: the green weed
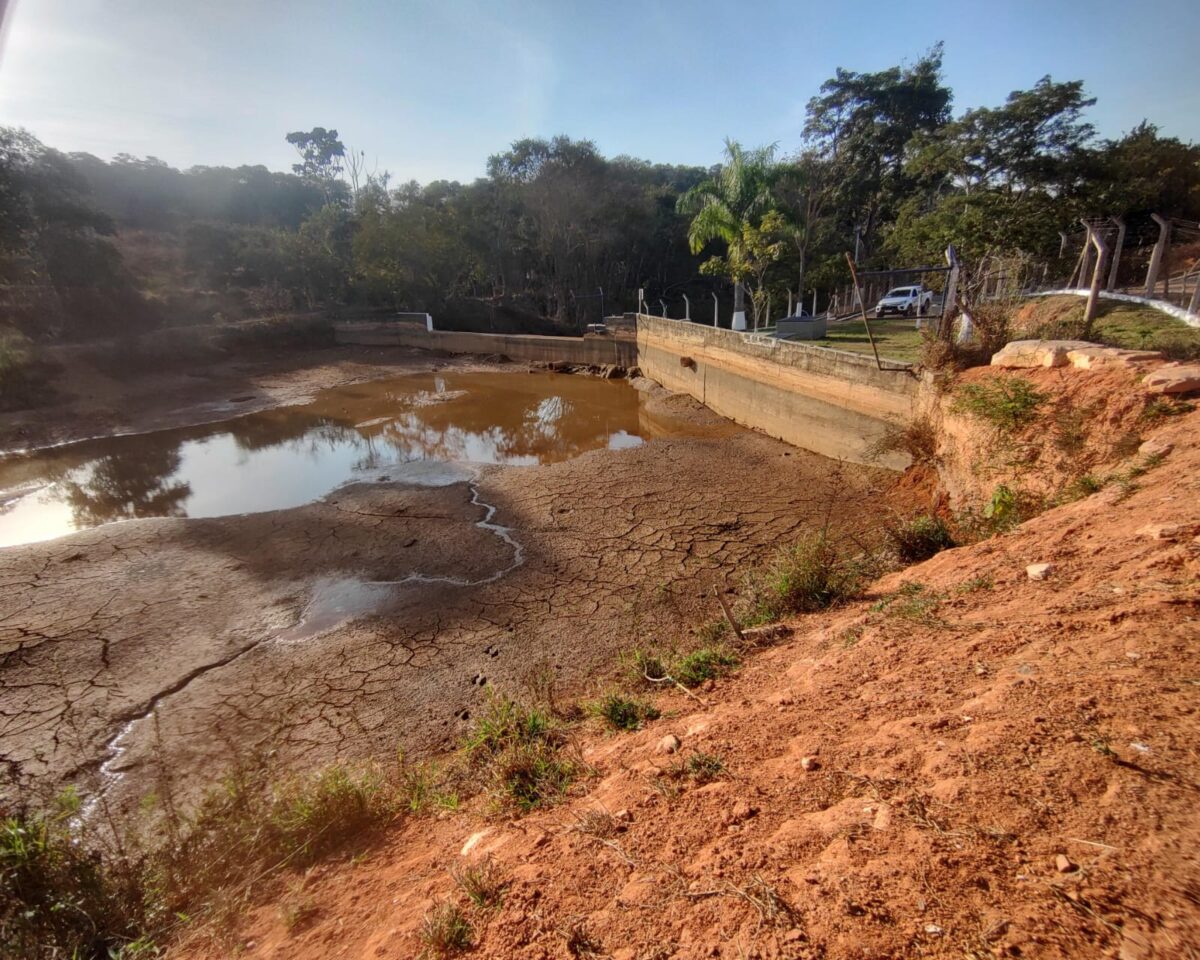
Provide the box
[952,377,1046,433]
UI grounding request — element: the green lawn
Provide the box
[1015,295,1200,361]
[814,316,926,363]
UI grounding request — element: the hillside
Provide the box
[172,363,1200,960]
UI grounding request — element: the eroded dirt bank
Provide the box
[0,376,897,807]
[171,368,1199,960]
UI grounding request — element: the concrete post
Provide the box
[1083,224,1109,338]
[711,292,719,327]
[425,313,434,332]
[1188,274,1200,316]
[659,299,667,318]
[811,289,817,316]
[1106,217,1125,291]
[731,281,747,332]
[1145,214,1171,298]
[1078,231,1093,291]
[682,294,690,321]
[1059,231,1069,258]
[787,290,793,317]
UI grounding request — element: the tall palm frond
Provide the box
[677,139,780,255]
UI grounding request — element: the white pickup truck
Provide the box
[874,285,933,318]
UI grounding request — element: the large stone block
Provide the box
[991,340,1093,368]
[1143,363,1200,395]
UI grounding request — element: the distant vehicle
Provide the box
[874,285,932,317]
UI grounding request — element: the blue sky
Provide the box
[1,0,1197,183]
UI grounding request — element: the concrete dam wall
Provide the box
[634,316,916,468]
[335,322,638,367]
[335,318,917,468]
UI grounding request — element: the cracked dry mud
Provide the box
[1,381,894,809]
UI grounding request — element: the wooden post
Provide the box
[1106,217,1125,291]
[942,245,960,340]
[845,253,883,370]
[1145,214,1171,297]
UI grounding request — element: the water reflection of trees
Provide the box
[53,448,191,527]
[14,376,645,533]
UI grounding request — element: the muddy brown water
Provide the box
[0,371,653,548]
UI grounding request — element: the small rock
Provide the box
[872,803,893,831]
[1137,437,1173,458]
[723,800,756,825]
[613,808,632,822]
[1118,930,1152,960]
[657,734,681,754]
[1138,522,1198,541]
[1026,563,1053,581]
[924,923,943,936]
[799,755,820,772]
[1055,854,1077,873]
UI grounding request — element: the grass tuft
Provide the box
[885,514,954,563]
[589,693,660,731]
[451,856,507,909]
[740,531,864,624]
[672,648,738,688]
[419,900,473,958]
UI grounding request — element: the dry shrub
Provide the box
[868,415,938,464]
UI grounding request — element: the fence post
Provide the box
[682,294,690,321]
[1145,214,1171,298]
[659,299,667,318]
[787,290,793,316]
[1083,223,1109,339]
[1078,231,1093,290]
[711,292,719,327]
[1106,217,1125,291]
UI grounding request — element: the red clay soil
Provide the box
[176,384,1200,959]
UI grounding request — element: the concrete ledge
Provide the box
[334,323,638,367]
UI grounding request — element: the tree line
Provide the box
[1,44,1197,341]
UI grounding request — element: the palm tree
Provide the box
[677,139,778,331]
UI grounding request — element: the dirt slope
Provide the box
[178,387,1199,959]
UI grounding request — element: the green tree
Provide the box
[677,139,779,329]
[803,46,951,260]
[285,127,347,203]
